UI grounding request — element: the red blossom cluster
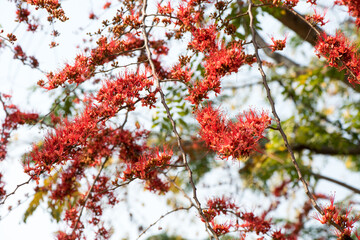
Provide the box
[0,94,38,201]
[0,173,6,200]
[270,36,287,52]
[335,0,360,27]
[157,1,174,16]
[26,72,157,179]
[13,45,39,68]
[170,63,191,83]
[16,8,30,22]
[315,32,360,85]
[306,9,329,26]
[187,42,247,105]
[315,195,360,239]
[196,105,271,159]
[1,94,38,162]
[122,148,173,193]
[175,0,212,30]
[41,36,144,90]
[25,0,68,22]
[188,25,217,52]
[259,0,299,8]
[202,196,292,238]
[53,127,171,239]
[16,7,38,32]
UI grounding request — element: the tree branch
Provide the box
[292,143,360,156]
[140,1,219,239]
[247,1,353,237]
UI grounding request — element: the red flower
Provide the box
[196,105,271,159]
[188,25,217,52]
[269,35,287,52]
[315,32,360,85]
[335,0,360,27]
[187,42,246,105]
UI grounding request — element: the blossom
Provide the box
[335,0,360,27]
[16,8,30,22]
[315,32,360,85]
[306,9,328,26]
[269,35,287,52]
[188,25,217,52]
[187,42,246,105]
[1,94,38,161]
[25,0,68,22]
[196,105,271,159]
[122,148,173,193]
[314,195,360,239]
[43,37,144,89]
[0,173,6,200]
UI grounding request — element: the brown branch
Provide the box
[140,1,219,239]
[264,152,360,195]
[247,1,352,237]
[0,177,32,205]
[292,143,360,156]
[311,172,360,195]
[71,156,110,235]
[137,206,193,239]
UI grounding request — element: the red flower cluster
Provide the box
[122,148,172,193]
[335,0,360,27]
[25,0,68,22]
[0,173,6,200]
[202,196,237,236]
[16,8,30,22]
[170,63,191,83]
[315,32,360,85]
[157,1,174,16]
[315,195,360,239]
[42,36,144,89]
[260,0,299,8]
[26,72,157,179]
[269,36,287,52]
[306,9,329,26]
[202,196,291,238]
[13,45,39,67]
[196,105,271,159]
[15,7,39,32]
[188,25,217,52]
[1,94,38,161]
[187,42,246,105]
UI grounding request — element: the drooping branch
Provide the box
[0,177,31,205]
[137,206,193,239]
[71,156,110,236]
[247,1,353,238]
[140,1,219,239]
[311,171,360,195]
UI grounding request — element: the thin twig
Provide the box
[0,177,32,205]
[137,206,193,239]
[71,156,110,235]
[264,152,360,195]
